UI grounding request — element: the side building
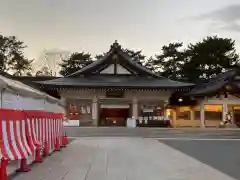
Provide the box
[174,69,240,128]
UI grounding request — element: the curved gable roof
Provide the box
[36,41,195,89]
[66,41,161,78]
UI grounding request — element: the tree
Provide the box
[144,56,156,72]
[9,51,33,76]
[123,48,146,65]
[152,42,185,79]
[182,36,240,81]
[59,52,93,76]
[95,53,107,60]
[0,35,33,75]
[0,35,8,71]
[26,72,32,76]
[35,66,53,76]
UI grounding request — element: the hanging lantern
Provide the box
[225,84,232,91]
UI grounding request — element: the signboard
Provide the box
[106,90,124,98]
[143,108,153,113]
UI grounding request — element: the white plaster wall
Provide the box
[100,64,114,74]
[116,65,131,74]
[60,89,172,101]
[99,64,132,74]
[126,90,172,101]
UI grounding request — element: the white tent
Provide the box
[0,75,66,168]
[0,75,65,112]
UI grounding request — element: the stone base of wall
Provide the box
[173,119,239,128]
[205,120,221,127]
[173,119,201,127]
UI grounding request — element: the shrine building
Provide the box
[13,41,240,128]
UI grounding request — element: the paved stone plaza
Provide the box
[10,137,238,180]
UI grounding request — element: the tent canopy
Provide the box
[0,75,64,106]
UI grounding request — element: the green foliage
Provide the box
[151,36,239,81]
[182,36,239,81]
[1,33,237,80]
[123,48,145,65]
[144,56,156,72]
[35,66,53,76]
[95,53,107,60]
[152,42,184,79]
[59,52,93,76]
[9,52,33,76]
[0,35,33,75]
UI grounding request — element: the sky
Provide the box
[1,0,240,65]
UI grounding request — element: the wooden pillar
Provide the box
[190,107,195,127]
[171,108,177,128]
[231,106,235,124]
[200,103,205,128]
[222,101,228,122]
[132,97,138,118]
[92,96,99,126]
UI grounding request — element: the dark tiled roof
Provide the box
[36,41,194,89]
[67,41,163,78]
[187,69,237,96]
[37,75,194,89]
[10,76,58,89]
[13,76,59,81]
[0,71,13,78]
[232,78,240,88]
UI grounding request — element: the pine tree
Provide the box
[0,35,33,75]
[59,52,93,76]
[153,42,184,79]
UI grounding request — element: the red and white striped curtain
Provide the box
[0,109,64,160]
[0,109,33,161]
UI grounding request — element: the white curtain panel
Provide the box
[2,91,18,109]
[0,75,65,112]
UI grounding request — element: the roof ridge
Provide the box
[65,41,161,78]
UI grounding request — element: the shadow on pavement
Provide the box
[9,138,76,180]
[159,140,240,180]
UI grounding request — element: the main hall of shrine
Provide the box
[12,41,240,128]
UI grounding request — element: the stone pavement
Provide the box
[11,137,236,180]
[64,127,240,139]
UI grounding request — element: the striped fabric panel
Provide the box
[54,119,57,143]
[1,120,30,160]
[48,119,53,152]
[21,120,32,155]
[1,120,15,160]
[26,118,37,152]
[51,118,55,150]
[35,118,39,143]
[41,118,46,151]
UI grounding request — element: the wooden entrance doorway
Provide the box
[99,104,130,126]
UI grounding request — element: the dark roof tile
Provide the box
[38,75,194,89]
[187,69,237,96]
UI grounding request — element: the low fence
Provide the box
[0,108,68,180]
